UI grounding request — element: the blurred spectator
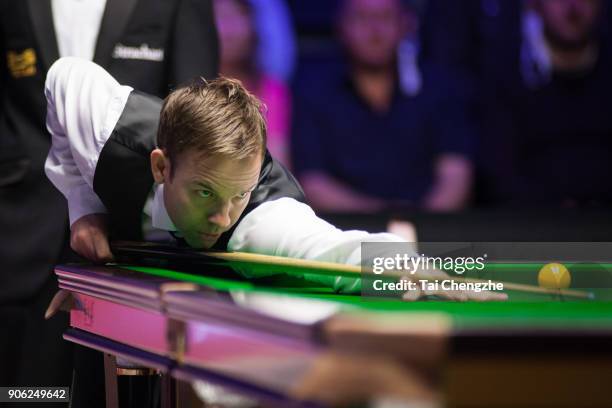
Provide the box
[480,0,612,207]
[215,0,292,167]
[420,0,523,87]
[397,0,427,96]
[252,0,297,81]
[292,0,474,213]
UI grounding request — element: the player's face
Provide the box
[537,0,601,49]
[339,0,407,69]
[156,150,262,249]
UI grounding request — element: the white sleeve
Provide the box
[228,197,408,292]
[44,57,133,225]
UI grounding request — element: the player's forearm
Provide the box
[300,172,385,212]
[45,149,107,225]
[45,146,107,227]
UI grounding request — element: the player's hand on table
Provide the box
[70,213,114,263]
[400,270,508,302]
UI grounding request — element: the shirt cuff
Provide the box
[66,184,107,226]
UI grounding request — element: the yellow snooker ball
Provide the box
[538,263,571,289]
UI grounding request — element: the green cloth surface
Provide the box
[124,263,612,330]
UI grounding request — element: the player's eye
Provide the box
[197,190,213,198]
[237,191,249,199]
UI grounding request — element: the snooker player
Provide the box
[44,57,504,301]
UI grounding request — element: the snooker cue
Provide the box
[201,251,593,299]
[110,242,593,299]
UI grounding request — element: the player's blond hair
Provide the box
[157,77,267,174]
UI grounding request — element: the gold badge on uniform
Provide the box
[7,48,37,78]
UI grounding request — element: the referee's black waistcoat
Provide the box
[92,90,305,250]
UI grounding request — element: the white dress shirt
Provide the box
[44,57,407,292]
[52,0,107,60]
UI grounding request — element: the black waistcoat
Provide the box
[92,91,305,250]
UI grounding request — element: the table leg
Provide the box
[161,372,176,408]
[103,353,119,408]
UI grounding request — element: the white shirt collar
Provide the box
[144,184,177,232]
